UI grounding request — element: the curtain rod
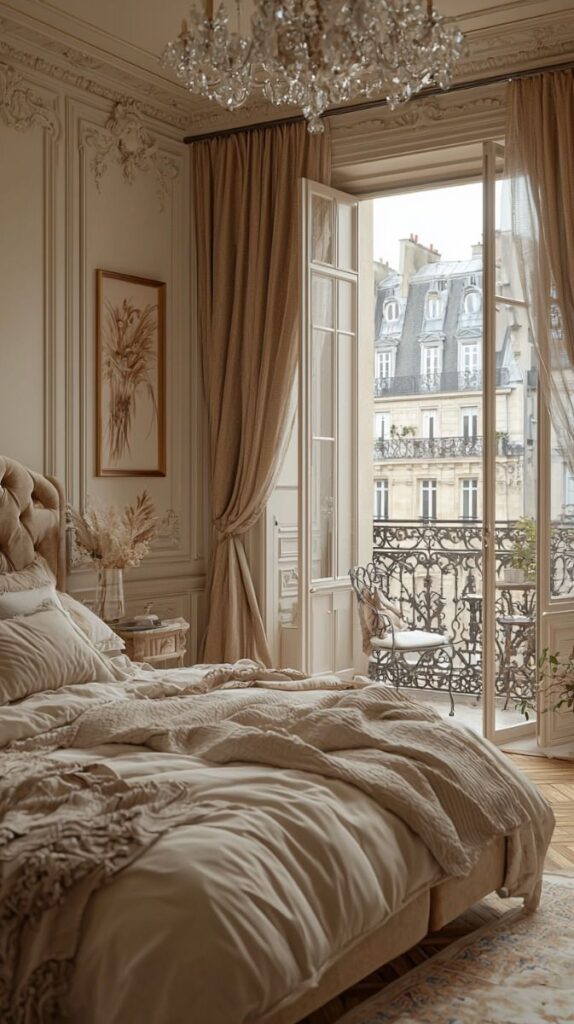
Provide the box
[183,57,574,144]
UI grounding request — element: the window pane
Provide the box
[337,201,356,271]
[338,279,354,333]
[550,437,574,599]
[337,333,353,575]
[312,330,333,437]
[312,439,334,579]
[312,274,334,329]
[311,194,334,265]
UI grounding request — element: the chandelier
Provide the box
[162,1,464,134]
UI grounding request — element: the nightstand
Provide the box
[114,617,190,668]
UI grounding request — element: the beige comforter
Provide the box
[0,663,554,1024]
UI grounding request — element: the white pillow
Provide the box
[58,593,125,654]
[0,584,59,619]
[0,606,121,705]
[0,555,55,593]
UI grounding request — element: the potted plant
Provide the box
[505,515,536,584]
[495,431,509,456]
[517,647,574,721]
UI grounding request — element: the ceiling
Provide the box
[1,0,573,132]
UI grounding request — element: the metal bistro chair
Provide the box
[349,563,455,716]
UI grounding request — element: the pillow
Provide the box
[0,606,121,705]
[0,555,55,594]
[0,584,59,619]
[58,593,125,654]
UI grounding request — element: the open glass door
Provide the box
[298,179,371,676]
[485,140,574,750]
[483,141,537,743]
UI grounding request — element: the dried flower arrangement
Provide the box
[68,492,158,569]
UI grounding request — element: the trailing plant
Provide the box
[516,647,574,720]
[508,515,536,582]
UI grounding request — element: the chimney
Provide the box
[398,236,441,297]
[471,242,483,258]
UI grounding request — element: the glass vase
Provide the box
[95,566,125,623]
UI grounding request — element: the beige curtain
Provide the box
[192,122,330,664]
[506,71,574,467]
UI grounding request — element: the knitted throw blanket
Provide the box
[1,681,554,1021]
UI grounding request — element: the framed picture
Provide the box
[96,270,166,477]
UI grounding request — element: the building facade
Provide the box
[373,234,535,525]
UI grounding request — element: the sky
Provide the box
[373,182,483,270]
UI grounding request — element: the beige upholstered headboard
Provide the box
[0,456,66,590]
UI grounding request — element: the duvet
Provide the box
[0,661,554,1024]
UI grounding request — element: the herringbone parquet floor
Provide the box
[509,753,574,872]
[304,752,574,1024]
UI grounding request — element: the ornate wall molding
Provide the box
[0,61,59,137]
[81,101,179,209]
[0,32,193,133]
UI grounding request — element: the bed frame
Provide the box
[0,455,507,1024]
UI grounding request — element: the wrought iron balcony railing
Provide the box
[374,435,482,460]
[373,367,510,398]
[373,435,524,461]
[371,518,574,704]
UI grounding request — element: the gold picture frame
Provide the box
[96,270,166,477]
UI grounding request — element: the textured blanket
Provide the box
[1,674,555,1022]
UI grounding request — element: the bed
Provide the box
[0,456,555,1024]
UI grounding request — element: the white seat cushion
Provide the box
[371,629,449,651]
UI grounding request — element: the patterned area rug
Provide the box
[329,875,574,1024]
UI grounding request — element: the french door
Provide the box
[287,160,572,749]
[297,179,371,676]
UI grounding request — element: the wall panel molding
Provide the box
[0,35,207,641]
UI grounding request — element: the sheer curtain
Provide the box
[191,123,330,665]
[506,71,574,467]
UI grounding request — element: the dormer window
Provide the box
[425,290,443,320]
[384,298,400,323]
[463,288,482,315]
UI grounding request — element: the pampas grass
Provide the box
[68,492,158,569]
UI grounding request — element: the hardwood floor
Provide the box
[508,752,574,872]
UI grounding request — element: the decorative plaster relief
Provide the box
[0,62,59,137]
[81,100,179,210]
[156,508,181,549]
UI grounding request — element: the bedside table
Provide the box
[114,617,190,668]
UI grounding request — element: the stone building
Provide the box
[372,234,535,524]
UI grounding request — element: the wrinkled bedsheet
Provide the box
[0,662,554,1024]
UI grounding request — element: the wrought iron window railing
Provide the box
[373,367,510,397]
[373,435,524,460]
[371,518,574,705]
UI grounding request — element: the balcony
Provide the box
[373,367,510,398]
[371,519,574,704]
[374,435,483,460]
[373,434,523,461]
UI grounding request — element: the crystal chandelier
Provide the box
[162,1,464,134]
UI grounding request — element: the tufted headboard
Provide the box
[0,456,66,590]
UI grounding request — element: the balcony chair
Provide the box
[349,562,455,715]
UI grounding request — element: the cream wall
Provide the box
[0,54,208,661]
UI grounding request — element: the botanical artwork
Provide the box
[96,271,166,476]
